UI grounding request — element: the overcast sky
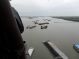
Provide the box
[10,0,79,16]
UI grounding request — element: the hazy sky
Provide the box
[10,0,79,16]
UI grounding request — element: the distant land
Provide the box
[21,16,79,22]
[52,16,79,22]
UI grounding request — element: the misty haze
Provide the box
[10,0,79,59]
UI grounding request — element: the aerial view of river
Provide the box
[21,16,79,59]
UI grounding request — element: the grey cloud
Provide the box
[10,0,79,16]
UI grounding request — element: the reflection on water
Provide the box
[21,17,79,59]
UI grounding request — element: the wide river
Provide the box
[21,17,79,59]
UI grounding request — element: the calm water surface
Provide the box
[21,17,79,59]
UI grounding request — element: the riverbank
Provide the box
[53,16,79,22]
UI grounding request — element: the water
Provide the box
[21,17,79,59]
